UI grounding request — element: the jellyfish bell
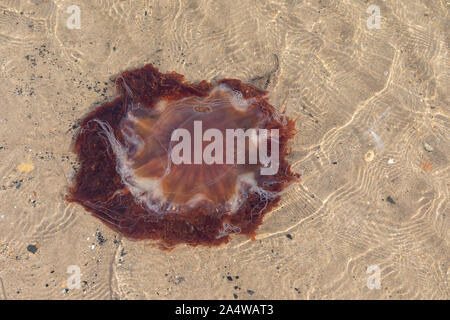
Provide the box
[67,64,299,248]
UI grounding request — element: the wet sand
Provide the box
[0,0,448,299]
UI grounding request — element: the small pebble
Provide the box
[423,142,433,152]
[27,244,38,254]
[365,150,375,162]
[386,196,396,205]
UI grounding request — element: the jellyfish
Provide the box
[67,64,299,248]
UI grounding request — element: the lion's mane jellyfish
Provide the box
[67,64,299,248]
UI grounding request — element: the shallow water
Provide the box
[0,0,448,299]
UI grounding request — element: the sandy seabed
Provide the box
[0,0,448,299]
